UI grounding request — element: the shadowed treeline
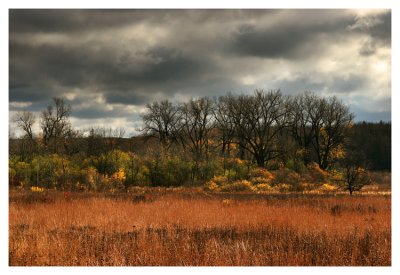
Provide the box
[9,90,391,195]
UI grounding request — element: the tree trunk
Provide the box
[255,155,265,167]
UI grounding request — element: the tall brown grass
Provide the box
[9,190,391,266]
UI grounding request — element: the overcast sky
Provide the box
[9,9,391,137]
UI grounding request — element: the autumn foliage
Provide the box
[9,92,391,266]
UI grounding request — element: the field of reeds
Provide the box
[9,189,391,266]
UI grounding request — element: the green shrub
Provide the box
[286,158,306,173]
[146,155,192,187]
[12,160,32,188]
[222,157,251,180]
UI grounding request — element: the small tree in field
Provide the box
[341,166,370,195]
[338,138,371,195]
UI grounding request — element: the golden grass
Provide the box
[9,190,391,266]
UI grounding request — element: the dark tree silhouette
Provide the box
[40,97,72,153]
[179,97,214,162]
[227,89,290,167]
[289,92,354,170]
[339,138,370,195]
[141,100,181,148]
[14,110,35,139]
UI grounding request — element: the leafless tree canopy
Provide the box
[179,97,214,161]
[14,110,36,139]
[40,97,72,152]
[213,95,236,156]
[224,90,290,167]
[141,90,354,169]
[288,92,354,170]
[141,100,181,148]
[12,90,356,171]
[288,92,321,163]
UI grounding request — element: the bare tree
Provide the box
[288,92,323,164]
[141,100,181,148]
[14,110,35,139]
[40,97,72,152]
[13,110,37,159]
[338,141,370,195]
[213,95,236,156]
[180,97,215,161]
[313,96,354,170]
[341,162,370,195]
[289,92,354,170]
[228,89,290,167]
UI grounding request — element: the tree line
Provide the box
[141,89,379,170]
[9,89,391,194]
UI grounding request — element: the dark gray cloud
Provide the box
[125,47,210,88]
[272,74,367,96]
[230,10,353,59]
[9,9,277,34]
[9,41,99,92]
[72,106,127,119]
[371,12,391,43]
[10,37,214,106]
[9,86,54,103]
[9,9,157,34]
[9,9,391,134]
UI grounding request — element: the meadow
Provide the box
[9,188,391,266]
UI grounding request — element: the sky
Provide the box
[8,9,391,137]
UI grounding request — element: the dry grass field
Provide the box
[9,189,391,266]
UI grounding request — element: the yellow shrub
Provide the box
[251,176,272,185]
[220,180,255,192]
[322,183,336,191]
[112,168,126,181]
[277,184,291,192]
[299,182,315,191]
[241,180,255,190]
[211,175,228,185]
[222,199,233,205]
[249,168,274,180]
[255,183,275,192]
[30,186,45,192]
[204,181,220,191]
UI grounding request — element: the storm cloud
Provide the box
[9,9,391,136]
[230,10,355,59]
